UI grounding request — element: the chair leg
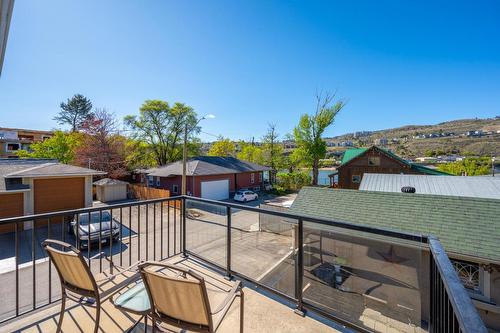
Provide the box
[94,303,101,333]
[56,293,67,333]
[240,289,244,333]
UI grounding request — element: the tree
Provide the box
[437,157,492,176]
[262,123,284,183]
[54,94,93,132]
[237,142,264,164]
[16,130,82,163]
[293,92,345,185]
[208,137,236,157]
[74,108,128,178]
[124,100,198,165]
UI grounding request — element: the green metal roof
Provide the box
[341,148,368,164]
[340,146,450,176]
[290,187,500,263]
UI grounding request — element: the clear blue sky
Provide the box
[1,1,499,141]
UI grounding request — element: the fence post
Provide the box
[182,197,187,257]
[225,206,232,280]
[294,218,305,316]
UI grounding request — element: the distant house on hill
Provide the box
[332,146,449,189]
[143,156,270,200]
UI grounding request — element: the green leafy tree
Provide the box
[124,100,198,165]
[293,92,345,185]
[276,171,311,191]
[208,137,236,157]
[16,130,82,164]
[262,123,285,183]
[237,142,264,164]
[54,94,93,132]
[437,157,492,176]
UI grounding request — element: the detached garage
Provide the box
[94,178,129,203]
[0,159,105,232]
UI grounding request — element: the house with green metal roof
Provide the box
[290,186,500,329]
[334,146,450,189]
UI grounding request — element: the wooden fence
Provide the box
[128,184,181,209]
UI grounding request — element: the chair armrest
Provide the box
[211,280,242,315]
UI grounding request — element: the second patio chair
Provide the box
[139,261,244,333]
[42,239,141,333]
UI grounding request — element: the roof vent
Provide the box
[401,186,416,193]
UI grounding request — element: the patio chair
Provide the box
[42,239,141,333]
[139,261,244,333]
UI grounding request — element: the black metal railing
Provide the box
[0,196,183,323]
[0,195,487,333]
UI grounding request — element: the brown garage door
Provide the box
[34,178,85,225]
[0,192,24,233]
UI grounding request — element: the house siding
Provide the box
[338,149,417,189]
[0,192,24,233]
[235,171,264,191]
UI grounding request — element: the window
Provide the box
[156,177,160,187]
[148,176,154,186]
[6,143,20,151]
[250,173,255,184]
[172,185,179,194]
[368,156,380,166]
[258,172,262,182]
[352,175,361,183]
[452,259,480,293]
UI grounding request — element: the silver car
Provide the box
[69,211,120,248]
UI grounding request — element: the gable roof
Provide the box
[147,156,270,177]
[290,186,500,263]
[360,173,500,199]
[0,159,105,191]
[340,146,450,176]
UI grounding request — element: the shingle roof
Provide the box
[340,146,451,175]
[360,173,500,199]
[0,158,105,191]
[147,156,270,177]
[290,186,500,263]
[93,178,129,186]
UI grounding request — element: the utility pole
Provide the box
[182,123,188,195]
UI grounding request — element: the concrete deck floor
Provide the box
[0,256,344,333]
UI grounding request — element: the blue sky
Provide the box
[1,1,499,141]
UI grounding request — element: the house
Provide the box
[360,173,500,199]
[290,186,500,331]
[335,146,449,189]
[144,156,270,200]
[0,127,54,157]
[0,159,105,233]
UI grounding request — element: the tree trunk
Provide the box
[312,159,319,185]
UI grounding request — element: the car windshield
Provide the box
[245,191,253,195]
[236,191,244,195]
[78,211,111,225]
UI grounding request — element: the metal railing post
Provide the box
[294,218,305,316]
[225,206,232,280]
[182,197,187,257]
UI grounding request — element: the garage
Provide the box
[201,179,229,200]
[34,177,85,214]
[0,192,24,233]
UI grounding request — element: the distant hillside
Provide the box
[325,117,500,158]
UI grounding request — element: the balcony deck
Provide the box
[1,256,343,333]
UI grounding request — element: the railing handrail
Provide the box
[184,195,429,243]
[0,195,183,224]
[429,236,488,333]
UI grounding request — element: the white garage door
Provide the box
[201,179,229,200]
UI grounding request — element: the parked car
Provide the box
[68,211,120,248]
[234,190,258,202]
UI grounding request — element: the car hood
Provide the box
[78,221,117,234]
